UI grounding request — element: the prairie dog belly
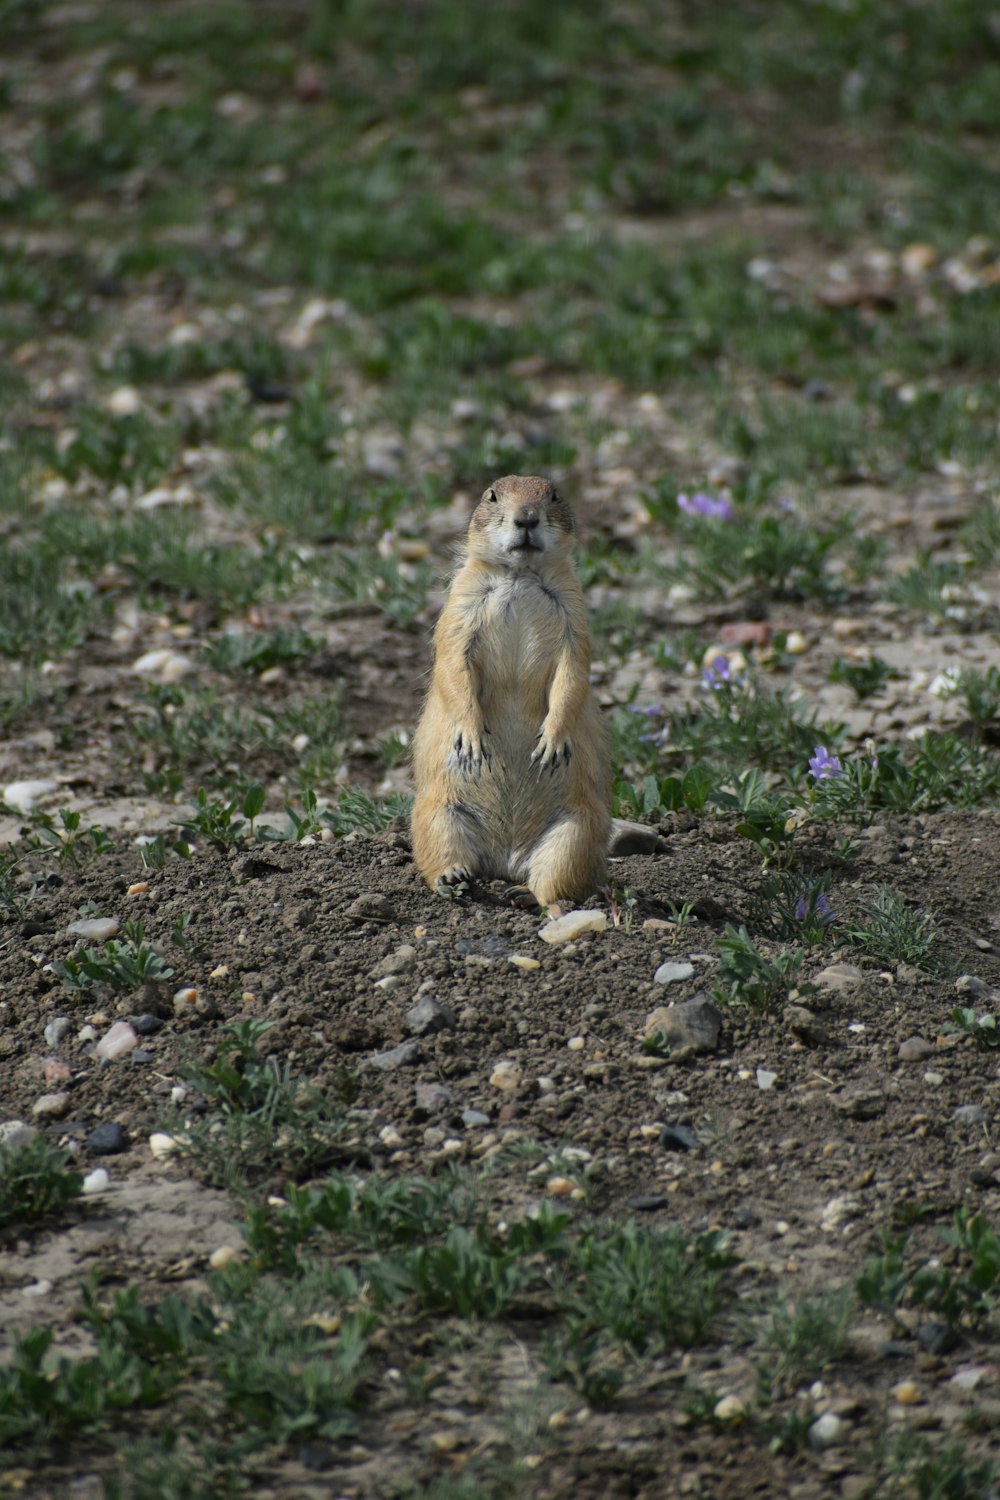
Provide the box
[475,577,562,761]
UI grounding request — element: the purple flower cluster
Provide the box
[702,656,732,689]
[795,891,835,925]
[808,745,842,780]
[677,491,733,521]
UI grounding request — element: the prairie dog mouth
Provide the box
[509,533,544,553]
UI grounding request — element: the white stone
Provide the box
[82,1168,109,1195]
[809,1413,846,1449]
[653,961,694,985]
[209,1245,242,1270]
[3,779,57,813]
[489,1060,521,1091]
[132,648,191,684]
[567,1036,586,1051]
[757,1069,777,1090]
[713,1395,746,1421]
[95,1021,138,1061]
[106,385,141,416]
[538,910,607,944]
[67,917,120,941]
[149,1132,181,1158]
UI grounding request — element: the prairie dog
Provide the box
[411,475,611,907]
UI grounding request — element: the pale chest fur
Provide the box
[463,571,570,717]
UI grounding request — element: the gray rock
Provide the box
[609,819,669,856]
[953,1104,986,1128]
[895,963,926,985]
[627,1193,669,1212]
[833,1087,886,1120]
[44,1016,72,1050]
[898,1036,935,1062]
[367,1041,422,1071]
[131,1013,165,1036]
[414,1082,452,1115]
[644,994,722,1056]
[918,1321,960,1355]
[372,944,417,979]
[0,1120,36,1149]
[956,974,992,1000]
[461,1109,491,1128]
[345,893,397,924]
[660,1123,699,1151]
[653,961,694,986]
[87,1122,127,1155]
[783,1004,828,1045]
[812,963,863,994]
[405,997,456,1037]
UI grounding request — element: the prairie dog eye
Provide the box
[486,489,498,503]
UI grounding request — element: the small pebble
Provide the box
[713,1395,746,1422]
[812,963,863,994]
[405,997,455,1037]
[367,1041,422,1071]
[378,1124,404,1148]
[66,917,120,941]
[461,1109,490,1128]
[953,1104,985,1127]
[126,881,149,897]
[82,1168,109,1195]
[43,1017,72,1049]
[892,1380,921,1404]
[509,955,540,971]
[87,1123,126,1155]
[32,1092,71,1120]
[567,1035,586,1051]
[0,1121,36,1149]
[653,961,694,985]
[209,1245,242,1271]
[489,1060,521,1091]
[149,1132,181,1158]
[660,1123,699,1152]
[77,1025,97,1043]
[131,648,191,683]
[371,944,417,979]
[898,1036,935,1062]
[95,1021,138,1061]
[3,779,57,813]
[345,893,397,923]
[546,1176,575,1196]
[131,1013,165,1036]
[538,910,607,944]
[24,1279,54,1298]
[809,1413,846,1449]
[43,1059,71,1083]
[757,1069,777,1090]
[955,974,991,1000]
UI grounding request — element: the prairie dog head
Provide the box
[467,475,575,569]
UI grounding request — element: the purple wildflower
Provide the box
[796,891,835,925]
[702,656,732,689]
[808,745,842,780]
[678,491,734,521]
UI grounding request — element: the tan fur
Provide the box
[411,475,611,906]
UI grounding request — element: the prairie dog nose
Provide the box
[514,507,540,530]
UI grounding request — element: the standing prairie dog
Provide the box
[411,475,611,907]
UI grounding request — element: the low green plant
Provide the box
[0,1137,83,1231]
[51,921,173,994]
[713,768,796,864]
[944,1006,1000,1049]
[202,628,320,675]
[745,871,836,942]
[176,783,265,848]
[845,884,951,975]
[956,665,1000,725]
[174,1020,350,1189]
[887,1434,997,1500]
[857,1209,1000,1330]
[712,924,807,1011]
[827,654,898,699]
[24,807,112,868]
[753,1286,854,1397]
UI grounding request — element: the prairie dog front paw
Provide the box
[530,726,572,773]
[451,725,491,776]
